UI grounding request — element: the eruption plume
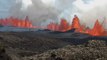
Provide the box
[8,0,107,29]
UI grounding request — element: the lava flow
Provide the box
[0,15,106,36]
[47,15,107,36]
[0,16,36,28]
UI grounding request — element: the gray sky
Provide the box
[0,0,15,18]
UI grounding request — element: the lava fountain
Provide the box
[0,16,36,28]
[0,15,107,36]
[47,15,107,36]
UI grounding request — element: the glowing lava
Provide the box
[59,18,70,32]
[0,16,35,28]
[0,15,106,36]
[47,15,107,36]
[88,20,105,36]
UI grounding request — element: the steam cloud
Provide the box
[9,0,59,26]
[10,0,107,28]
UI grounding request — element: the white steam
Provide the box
[10,0,107,28]
[73,0,107,28]
[10,0,59,25]
[21,0,33,10]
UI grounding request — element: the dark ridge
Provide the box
[49,28,76,34]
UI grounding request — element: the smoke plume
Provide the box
[10,0,59,25]
[10,0,107,28]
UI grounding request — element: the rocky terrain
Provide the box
[0,31,106,60]
[23,40,107,60]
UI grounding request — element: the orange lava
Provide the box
[0,15,106,36]
[0,16,36,28]
[47,15,107,36]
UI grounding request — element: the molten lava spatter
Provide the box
[47,19,71,32]
[0,15,106,36]
[0,17,35,28]
[47,15,107,36]
[59,19,70,32]
[47,22,58,31]
[72,15,81,29]
[71,15,84,32]
[89,20,105,36]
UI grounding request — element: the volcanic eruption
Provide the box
[0,16,36,28]
[46,15,107,36]
[0,14,106,36]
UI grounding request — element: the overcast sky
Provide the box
[0,0,15,18]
